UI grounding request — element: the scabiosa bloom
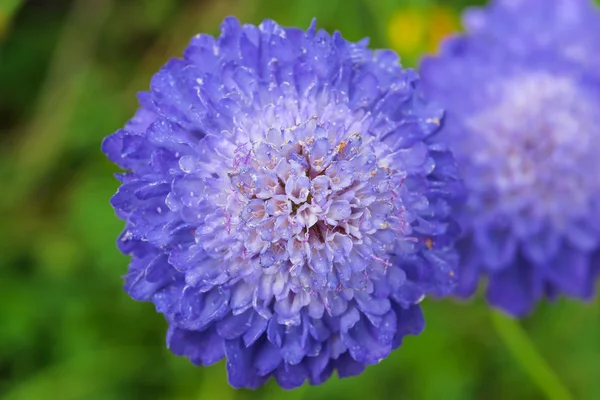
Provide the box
[420,0,600,317]
[103,17,462,389]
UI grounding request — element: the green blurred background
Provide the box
[0,0,598,399]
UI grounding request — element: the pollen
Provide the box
[425,237,433,249]
[335,141,347,154]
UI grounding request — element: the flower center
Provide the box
[466,72,599,224]
[220,117,407,295]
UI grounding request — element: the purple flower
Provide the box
[420,0,600,317]
[103,17,462,389]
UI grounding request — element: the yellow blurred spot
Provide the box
[426,5,460,53]
[387,8,426,55]
[387,6,459,57]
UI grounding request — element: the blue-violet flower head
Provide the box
[420,0,600,317]
[103,17,463,389]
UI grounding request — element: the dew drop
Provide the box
[179,156,197,173]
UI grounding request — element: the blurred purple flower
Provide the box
[421,0,600,317]
[103,17,462,389]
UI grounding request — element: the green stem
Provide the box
[490,310,574,400]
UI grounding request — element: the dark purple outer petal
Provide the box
[421,0,600,317]
[103,17,463,389]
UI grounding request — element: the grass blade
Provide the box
[491,310,574,400]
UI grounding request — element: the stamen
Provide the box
[371,254,392,268]
[225,212,232,234]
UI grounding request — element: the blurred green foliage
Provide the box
[0,1,598,399]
